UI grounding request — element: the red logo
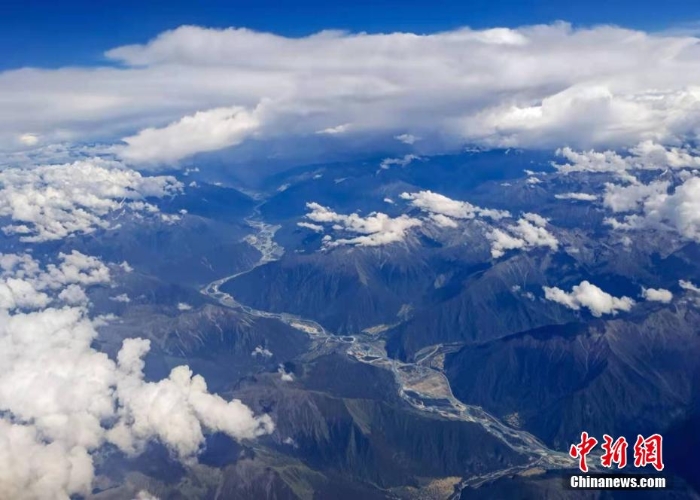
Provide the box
[569,432,664,472]
[601,434,628,469]
[633,434,664,471]
[569,432,598,473]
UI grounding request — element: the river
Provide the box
[201,207,577,498]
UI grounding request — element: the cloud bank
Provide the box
[4,24,700,164]
[554,141,700,175]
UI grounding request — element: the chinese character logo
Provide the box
[633,434,664,471]
[569,432,664,472]
[569,431,598,473]
[601,434,628,469]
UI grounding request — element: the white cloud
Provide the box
[604,176,700,242]
[395,133,419,145]
[522,212,549,227]
[160,213,182,224]
[304,202,422,247]
[488,214,558,258]
[0,251,110,311]
[641,287,673,303]
[251,345,273,358]
[316,123,351,135]
[603,180,669,213]
[109,338,274,459]
[679,280,700,293]
[380,154,420,170]
[0,252,273,499]
[487,228,526,257]
[543,280,635,317]
[649,177,700,241]
[111,293,131,303]
[0,159,182,242]
[554,192,598,201]
[0,278,50,311]
[0,419,94,500]
[57,284,89,306]
[3,25,700,162]
[177,302,193,311]
[554,141,700,175]
[429,213,459,228]
[297,221,324,232]
[400,190,510,223]
[119,106,262,165]
[45,251,112,288]
[278,364,294,382]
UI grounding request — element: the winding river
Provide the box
[201,207,577,497]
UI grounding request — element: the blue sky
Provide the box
[3,0,700,69]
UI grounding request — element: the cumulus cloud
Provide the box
[111,293,131,303]
[604,176,700,242]
[488,213,558,258]
[0,419,94,500]
[543,280,635,316]
[0,252,273,499]
[641,287,673,303]
[603,180,669,213]
[0,251,110,311]
[119,106,262,165]
[647,177,700,241]
[304,202,422,247]
[6,23,700,163]
[57,284,89,306]
[522,212,549,226]
[400,190,510,224]
[554,141,700,175]
[109,338,274,459]
[0,159,182,242]
[0,278,50,311]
